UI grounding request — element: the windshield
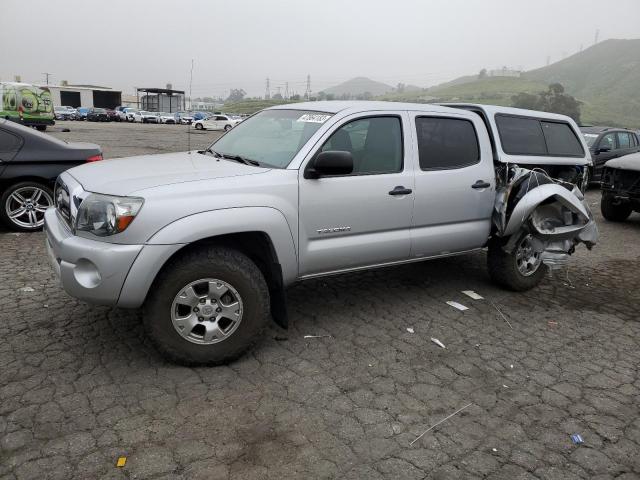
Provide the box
[583,133,599,147]
[94,108,106,113]
[208,109,332,168]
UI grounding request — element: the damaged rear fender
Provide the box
[503,183,590,238]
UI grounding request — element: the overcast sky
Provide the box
[1,0,639,97]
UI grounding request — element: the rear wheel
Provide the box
[487,233,547,291]
[224,124,232,132]
[195,123,203,130]
[143,246,270,365]
[0,181,53,231]
[601,194,632,222]
[35,125,47,131]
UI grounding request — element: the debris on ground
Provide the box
[116,457,127,467]
[492,448,498,452]
[489,300,513,329]
[406,327,415,334]
[430,338,446,349]
[571,434,584,445]
[18,286,35,293]
[410,403,473,445]
[446,301,468,311]
[548,321,558,327]
[462,290,484,300]
[303,334,332,339]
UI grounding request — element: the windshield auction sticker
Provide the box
[297,113,331,123]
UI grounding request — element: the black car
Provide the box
[86,108,109,122]
[0,119,102,231]
[600,152,640,222]
[580,126,640,183]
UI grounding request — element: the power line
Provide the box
[42,72,52,85]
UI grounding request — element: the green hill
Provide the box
[524,39,640,127]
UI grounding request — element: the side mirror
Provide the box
[596,146,611,154]
[306,151,353,179]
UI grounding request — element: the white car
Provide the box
[158,112,177,124]
[115,107,134,122]
[131,111,160,123]
[193,114,240,131]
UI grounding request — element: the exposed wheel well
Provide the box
[153,231,288,328]
[0,176,55,193]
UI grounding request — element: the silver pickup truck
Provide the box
[45,101,597,364]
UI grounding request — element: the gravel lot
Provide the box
[1,121,639,479]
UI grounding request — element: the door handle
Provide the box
[471,180,491,189]
[389,186,412,196]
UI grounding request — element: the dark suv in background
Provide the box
[580,126,640,183]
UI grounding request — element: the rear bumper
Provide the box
[44,208,143,306]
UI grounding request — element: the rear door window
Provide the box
[0,128,24,161]
[495,115,547,155]
[540,121,584,156]
[617,132,632,149]
[415,117,479,170]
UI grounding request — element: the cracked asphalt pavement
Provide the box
[1,122,639,479]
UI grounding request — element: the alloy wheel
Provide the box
[5,186,53,229]
[515,234,542,277]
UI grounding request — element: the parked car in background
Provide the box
[54,106,75,121]
[192,111,208,121]
[126,109,139,122]
[105,109,119,122]
[0,118,102,231]
[193,114,240,131]
[44,102,596,365]
[580,126,640,183]
[139,111,160,123]
[600,152,640,222]
[158,112,177,124]
[87,108,109,122]
[76,107,90,121]
[114,106,132,121]
[175,111,194,124]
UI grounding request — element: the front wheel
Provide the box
[487,233,548,291]
[0,181,54,231]
[195,123,203,130]
[601,194,632,222]
[143,246,270,365]
[224,124,232,132]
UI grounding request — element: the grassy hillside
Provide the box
[322,76,393,96]
[525,39,640,127]
[220,99,298,114]
[379,76,547,107]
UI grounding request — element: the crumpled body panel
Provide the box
[493,166,598,269]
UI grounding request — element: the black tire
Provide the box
[224,124,232,132]
[601,194,632,222]
[487,234,548,292]
[35,125,46,131]
[143,246,270,365]
[0,181,54,232]
[195,123,203,130]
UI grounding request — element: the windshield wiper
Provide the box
[208,149,261,167]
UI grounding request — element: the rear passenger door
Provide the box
[409,112,495,258]
[617,132,637,158]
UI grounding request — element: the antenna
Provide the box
[42,72,52,85]
[188,59,194,153]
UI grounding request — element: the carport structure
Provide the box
[136,87,186,113]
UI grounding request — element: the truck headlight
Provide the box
[76,194,143,236]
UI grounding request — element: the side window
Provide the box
[0,128,23,162]
[599,133,616,150]
[617,132,631,149]
[320,116,403,175]
[495,115,547,155]
[415,117,479,170]
[540,121,584,156]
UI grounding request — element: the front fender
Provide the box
[117,207,298,308]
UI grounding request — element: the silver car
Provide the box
[45,101,596,365]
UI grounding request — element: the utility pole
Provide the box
[276,86,281,98]
[265,77,270,100]
[284,82,289,100]
[594,29,599,45]
[305,74,311,100]
[42,72,52,85]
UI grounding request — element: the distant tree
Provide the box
[326,93,335,101]
[272,92,283,100]
[317,91,327,101]
[396,82,406,93]
[202,96,215,103]
[290,94,301,101]
[478,69,487,79]
[512,83,581,123]
[226,88,246,102]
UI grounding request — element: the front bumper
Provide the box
[44,208,143,306]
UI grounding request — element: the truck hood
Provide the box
[605,152,640,172]
[67,151,270,196]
